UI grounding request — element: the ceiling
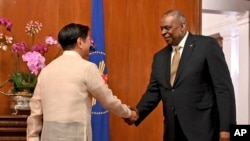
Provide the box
[203,0,250,13]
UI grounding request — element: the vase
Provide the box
[0,72,34,115]
[10,93,32,115]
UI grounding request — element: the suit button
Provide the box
[172,107,175,111]
[171,89,175,92]
[172,106,176,115]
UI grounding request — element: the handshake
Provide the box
[124,106,139,125]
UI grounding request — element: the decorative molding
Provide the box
[202,14,239,40]
[203,0,250,12]
[236,11,249,26]
[203,16,237,32]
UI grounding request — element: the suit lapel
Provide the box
[174,34,196,85]
[165,46,172,88]
[159,46,172,89]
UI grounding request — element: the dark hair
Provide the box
[58,23,90,50]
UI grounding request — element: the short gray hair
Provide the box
[162,9,186,24]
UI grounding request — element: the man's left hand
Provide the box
[220,131,230,141]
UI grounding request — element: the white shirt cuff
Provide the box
[27,137,40,141]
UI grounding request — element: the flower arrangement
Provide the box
[0,17,57,94]
[0,17,13,50]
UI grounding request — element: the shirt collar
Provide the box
[63,50,82,58]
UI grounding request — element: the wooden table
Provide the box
[0,115,28,141]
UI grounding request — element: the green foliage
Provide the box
[11,72,37,93]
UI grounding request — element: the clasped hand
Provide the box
[124,106,139,125]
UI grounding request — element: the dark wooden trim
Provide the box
[0,115,27,141]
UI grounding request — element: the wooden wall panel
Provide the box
[0,0,91,115]
[0,0,201,141]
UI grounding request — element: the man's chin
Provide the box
[165,40,172,45]
[164,38,172,44]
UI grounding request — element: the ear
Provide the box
[76,37,85,49]
[181,22,186,28]
[180,23,186,32]
[77,37,82,45]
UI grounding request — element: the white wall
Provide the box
[203,0,250,12]
[202,0,250,124]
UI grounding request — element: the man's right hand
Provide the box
[124,106,139,125]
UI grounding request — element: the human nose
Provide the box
[161,28,168,35]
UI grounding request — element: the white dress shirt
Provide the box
[171,31,189,63]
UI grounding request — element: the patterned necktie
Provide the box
[170,46,181,86]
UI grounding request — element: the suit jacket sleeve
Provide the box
[205,37,236,131]
[135,54,162,126]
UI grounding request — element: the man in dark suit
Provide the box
[125,9,236,141]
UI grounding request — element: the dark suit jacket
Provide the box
[135,33,236,141]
